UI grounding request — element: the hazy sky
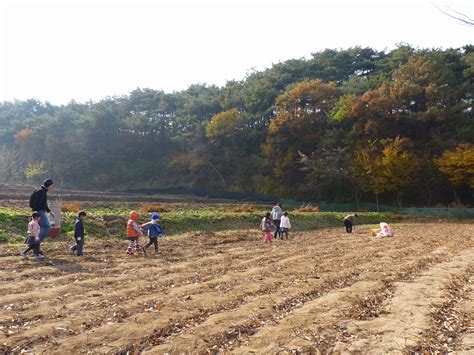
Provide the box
[0,0,472,105]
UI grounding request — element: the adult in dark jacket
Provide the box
[30,179,55,242]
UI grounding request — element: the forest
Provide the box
[0,45,473,208]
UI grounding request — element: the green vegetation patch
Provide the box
[0,204,431,244]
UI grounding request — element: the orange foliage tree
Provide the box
[263,79,341,194]
[351,137,419,210]
[435,144,474,203]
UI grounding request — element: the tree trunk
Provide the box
[206,161,226,189]
[396,191,403,208]
[426,187,432,207]
[354,188,360,211]
[451,184,460,205]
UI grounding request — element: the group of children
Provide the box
[20,202,394,259]
[21,210,88,259]
[126,211,165,256]
[261,203,292,243]
[21,210,165,259]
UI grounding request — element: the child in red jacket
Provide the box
[126,211,143,255]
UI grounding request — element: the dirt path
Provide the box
[0,223,472,353]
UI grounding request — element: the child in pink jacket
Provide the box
[21,212,43,260]
[261,212,273,243]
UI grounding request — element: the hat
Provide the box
[130,211,139,220]
[151,213,160,220]
[43,179,54,187]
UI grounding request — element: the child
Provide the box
[70,211,87,256]
[141,213,165,256]
[20,212,43,260]
[261,212,273,243]
[126,211,143,255]
[373,222,393,237]
[280,212,291,240]
[343,213,358,233]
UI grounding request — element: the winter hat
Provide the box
[151,213,160,220]
[43,179,54,187]
[130,211,139,220]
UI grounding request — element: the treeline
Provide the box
[0,45,473,208]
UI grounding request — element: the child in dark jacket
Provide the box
[141,213,165,255]
[71,211,87,256]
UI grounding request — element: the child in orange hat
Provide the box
[126,211,143,255]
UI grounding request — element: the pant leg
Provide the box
[32,242,40,256]
[144,237,153,249]
[344,220,352,233]
[265,231,272,242]
[77,238,84,256]
[127,238,136,254]
[38,210,51,242]
[273,220,281,238]
[23,237,34,254]
[135,238,140,253]
[153,238,159,252]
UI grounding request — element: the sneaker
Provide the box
[142,246,147,256]
[155,250,161,254]
[36,254,45,260]
[20,252,28,260]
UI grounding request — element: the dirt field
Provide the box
[0,223,473,353]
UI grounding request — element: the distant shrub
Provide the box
[138,203,172,213]
[0,231,8,243]
[295,204,320,212]
[230,203,255,212]
[62,201,81,212]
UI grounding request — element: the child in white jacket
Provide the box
[280,212,291,240]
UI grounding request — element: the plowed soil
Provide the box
[0,223,473,353]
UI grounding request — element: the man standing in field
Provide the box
[29,179,55,252]
[271,202,283,239]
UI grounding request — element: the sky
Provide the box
[0,0,472,105]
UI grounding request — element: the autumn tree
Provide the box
[379,137,419,207]
[351,142,387,211]
[263,79,341,195]
[351,138,419,210]
[435,144,474,203]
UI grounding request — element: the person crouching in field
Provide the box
[261,212,273,243]
[70,211,87,256]
[126,211,143,255]
[280,212,291,240]
[21,212,42,260]
[141,213,165,256]
[343,213,358,233]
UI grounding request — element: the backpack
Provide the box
[29,190,38,209]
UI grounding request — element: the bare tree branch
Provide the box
[434,4,474,26]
